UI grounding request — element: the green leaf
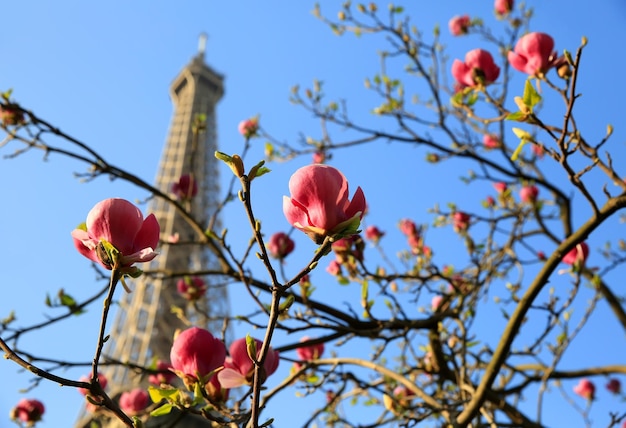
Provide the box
[522,79,542,111]
[246,334,258,363]
[361,281,369,301]
[150,403,173,417]
[510,139,528,161]
[148,386,181,403]
[505,111,528,122]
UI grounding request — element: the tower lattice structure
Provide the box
[76,36,229,428]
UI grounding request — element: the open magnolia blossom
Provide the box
[562,242,589,266]
[71,198,159,272]
[217,337,280,389]
[508,32,564,76]
[283,164,366,244]
[451,49,500,87]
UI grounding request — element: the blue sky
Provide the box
[1,1,626,427]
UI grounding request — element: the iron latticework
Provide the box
[76,37,229,428]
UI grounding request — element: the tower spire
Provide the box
[198,32,208,59]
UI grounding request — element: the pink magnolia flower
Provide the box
[483,134,501,149]
[452,49,500,87]
[283,164,366,244]
[562,242,589,266]
[71,198,160,270]
[508,32,563,76]
[78,372,108,395]
[0,104,25,126]
[485,195,496,208]
[573,378,596,400]
[238,117,259,138]
[453,211,470,232]
[170,327,226,387]
[217,337,280,389]
[448,15,470,36]
[326,259,342,276]
[364,225,385,243]
[313,151,326,164]
[267,232,295,259]
[10,398,45,424]
[493,182,507,194]
[532,144,545,158]
[171,174,198,200]
[520,185,539,204]
[495,0,514,15]
[431,295,443,311]
[296,336,325,362]
[606,378,621,394]
[149,360,176,385]
[176,276,208,301]
[119,388,149,416]
[399,219,418,237]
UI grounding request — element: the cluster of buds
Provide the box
[398,219,430,257]
[327,235,364,279]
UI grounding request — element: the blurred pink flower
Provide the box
[283,164,366,244]
[493,182,507,193]
[508,32,563,76]
[149,360,176,386]
[606,378,621,394]
[0,104,25,126]
[562,242,589,266]
[170,327,226,387]
[267,232,295,259]
[10,398,45,424]
[364,225,385,243]
[452,49,500,87]
[483,134,501,149]
[218,337,280,389]
[448,15,470,36]
[399,219,418,237]
[573,378,595,400]
[71,198,159,270]
[453,212,470,232]
[176,276,208,301]
[296,336,325,362]
[431,295,443,311]
[119,389,149,416]
[326,260,342,276]
[313,151,326,164]
[520,185,539,204]
[171,174,198,200]
[78,372,108,395]
[238,117,259,138]
[495,0,514,15]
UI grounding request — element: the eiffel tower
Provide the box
[75,34,229,428]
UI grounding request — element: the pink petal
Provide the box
[132,213,160,254]
[217,367,247,389]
